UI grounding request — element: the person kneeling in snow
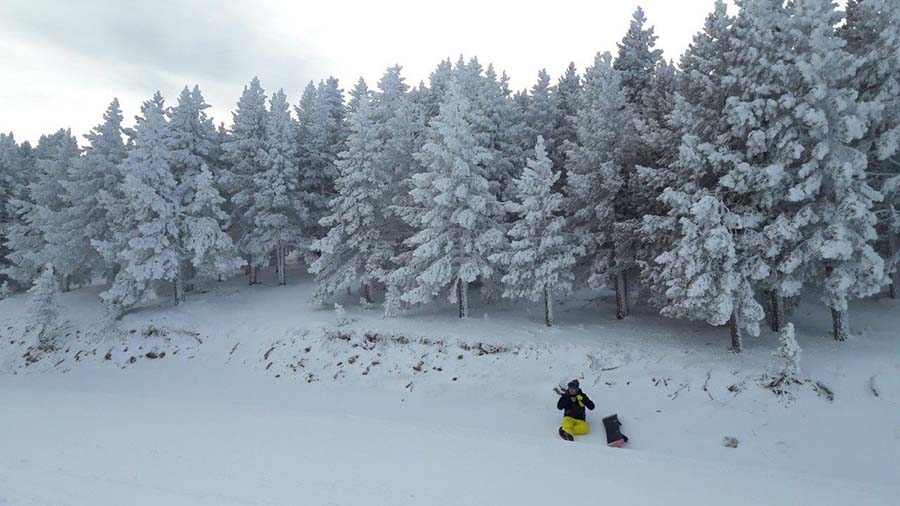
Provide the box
[558,379,595,441]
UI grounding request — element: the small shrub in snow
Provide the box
[774,323,801,377]
[28,263,60,348]
[334,303,356,327]
[765,323,803,397]
[0,281,10,300]
[722,436,739,449]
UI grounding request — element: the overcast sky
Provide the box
[0,0,742,144]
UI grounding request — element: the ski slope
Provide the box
[1,269,898,505]
[1,369,895,506]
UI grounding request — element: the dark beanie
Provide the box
[567,379,580,390]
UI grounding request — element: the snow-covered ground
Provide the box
[1,267,898,505]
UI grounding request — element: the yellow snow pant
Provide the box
[561,416,590,436]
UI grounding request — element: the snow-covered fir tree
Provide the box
[310,79,388,304]
[4,130,79,288]
[346,76,372,114]
[840,0,900,298]
[372,66,427,311]
[614,7,663,109]
[0,133,21,288]
[298,77,347,238]
[1,137,36,291]
[491,137,579,326]
[243,89,307,286]
[390,77,506,317]
[28,263,60,348]
[373,65,426,210]
[654,192,766,352]
[523,70,559,168]
[641,0,737,309]
[775,0,885,341]
[592,7,665,316]
[221,77,268,281]
[481,64,526,201]
[100,93,180,317]
[565,51,641,320]
[636,59,678,182]
[52,99,128,285]
[553,63,581,191]
[167,85,241,298]
[423,58,454,120]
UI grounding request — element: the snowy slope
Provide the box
[1,267,899,505]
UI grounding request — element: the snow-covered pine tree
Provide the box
[773,0,885,341]
[374,65,426,208]
[221,77,268,283]
[303,77,347,239]
[655,192,766,352]
[491,137,579,326]
[311,79,389,303]
[100,93,180,317]
[614,7,663,109]
[242,89,307,286]
[553,63,581,191]
[181,164,244,285]
[212,120,234,283]
[840,0,900,298]
[565,52,641,320]
[28,263,60,348]
[524,70,560,169]
[633,59,680,290]
[606,7,664,315]
[52,99,128,286]
[1,138,35,292]
[680,0,813,340]
[423,58,455,120]
[4,129,79,288]
[370,66,427,312]
[347,76,372,114]
[0,132,21,289]
[641,0,737,308]
[167,85,241,299]
[391,77,506,317]
[482,64,526,201]
[636,59,678,184]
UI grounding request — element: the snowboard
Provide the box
[602,414,628,448]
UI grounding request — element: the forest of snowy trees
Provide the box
[1,0,898,352]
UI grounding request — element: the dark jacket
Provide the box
[557,390,595,420]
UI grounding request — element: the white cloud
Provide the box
[0,0,741,143]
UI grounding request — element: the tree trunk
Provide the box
[277,247,286,286]
[831,307,848,342]
[889,231,899,299]
[173,274,183,306]
[185,263,195,293]
[244,256,251,276]
[544,286,553,327]
[614,271,628,320]
[457,277,469,318]
[362,281,373,305]
[768,290,785,332]
[729,308,743,353]
[249,264,258,286]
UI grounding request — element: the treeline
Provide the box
[1,0,898,352]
